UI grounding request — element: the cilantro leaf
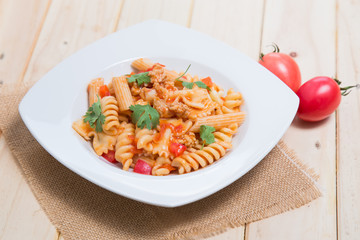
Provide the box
[83,96,105,132]
[129,104,160,130]
[195,81,211,91]
[199,125,216,145]
[127,72,151,85]
[174,64,210,91]
[182,81,194,89]
[175,64,193,88]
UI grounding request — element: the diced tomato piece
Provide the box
[169,142,187,157]
[102,150,117,163]
[201,77,213,88]
[99,85,110,98]
[146,63,166,72]
[174,124,183,134]
[133,160,152,175]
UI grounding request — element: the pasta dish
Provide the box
[72,58,245,175]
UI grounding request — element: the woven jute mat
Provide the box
[0,84,321,240]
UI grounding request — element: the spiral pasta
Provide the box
[222,88,243,113]
[152,127,172,158]
[135,127,156,152]
[213,123,239,143]
[152,157,173,176]
[115,122,136,170]
[171,141,232,174]
[101,96,121,135]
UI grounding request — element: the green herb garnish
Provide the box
[83,96,105,132]
[194,81,211,91]
[129,104,160,130]
[175,64,210,91]
[199,125,216,145]
[175,64,191,81]
[127,72,151,85]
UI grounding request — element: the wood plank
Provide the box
[190,0,264,59]
[116,0,193,30]
[0,0,55,239]
[0,0,50,86]
[191,0,265,239]
[23,0,124,85]
[0,137,57,239]
[336,0,360,239]
[246,0,337,239]
[0,0,123,239]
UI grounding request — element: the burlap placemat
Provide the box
[0,84,321,240]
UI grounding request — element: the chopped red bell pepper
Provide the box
[102,150,117,163]
[201,77,213,88]
[99,85,110,98]
[133,160,152,175]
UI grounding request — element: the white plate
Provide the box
[19,20,299,207]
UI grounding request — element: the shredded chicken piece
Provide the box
[153,98,174,118]
[149,64,167,84]
[168,101,191,119]
[140,88,157,103]
[177,132,199,148]
[130,83,141,96]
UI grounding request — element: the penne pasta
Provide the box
[112,76,134,111]
[87,78,104,107]
[190,112,245,132]
[131,58,180,81]
[131,58,154,71]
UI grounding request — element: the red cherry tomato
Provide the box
[169,142,187,157]
[102,150,117,163]
[259,44,301,92]
[297,76,343,122]
[133,160,152,175]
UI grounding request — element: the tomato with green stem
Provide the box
[296,76,358,122]
[259,44,301,92]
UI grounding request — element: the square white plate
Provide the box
[19,20,299,207]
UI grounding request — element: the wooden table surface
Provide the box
[1,0,359,239]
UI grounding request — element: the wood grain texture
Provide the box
[336,0,360,239]
[0,0,50,86]
[116,0,193,30]
[0,0,123,239]
[0,0,55,239]
[0,137,57,240]
[23,0,124,85]
[247,0,337,239]
[190,0,264,59]
[3,0,358,239]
